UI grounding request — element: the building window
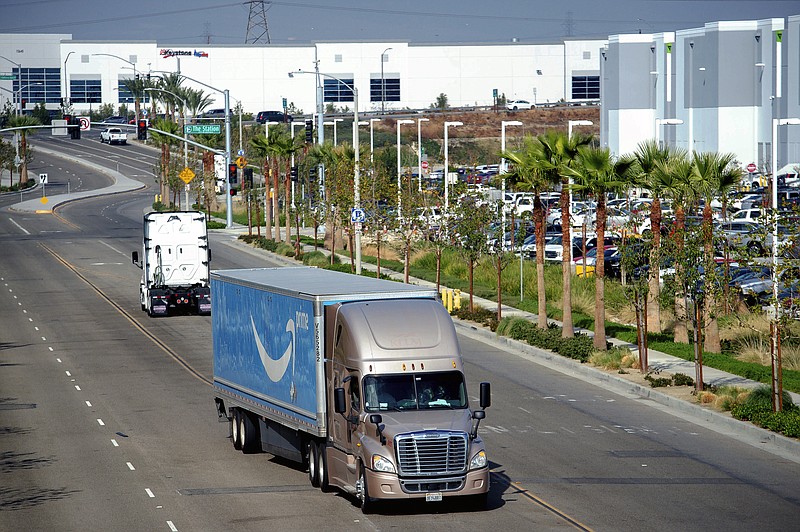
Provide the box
[117,79,150,104]
[13,67,61,105]
[583,51,591,60]
[70,79,102,103]
[370,77,400,102]
[572,75,600,99]
[334,54,342,63]
[323,78,354,103]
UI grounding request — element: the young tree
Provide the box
[450,198,494,312]
[6,115,40,186]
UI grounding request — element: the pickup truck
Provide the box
[100,127,128,145]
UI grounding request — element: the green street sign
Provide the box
[0,73,16,80]
[185,124,221,135]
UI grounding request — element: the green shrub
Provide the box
[644,374,673,388]
[275,242,295,257]
[672,373,695,387]
[589,346,638,370]
[207,220,226,229]
[558,335,595,362]
[453,306,499,331]
[303,251,330,267]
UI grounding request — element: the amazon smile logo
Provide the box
[251,316,297,403]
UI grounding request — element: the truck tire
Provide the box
[317,442,329,492]
[239,411,259,453]
[357,462,374,514]
[307,441,319,487]
[231,409,242,450]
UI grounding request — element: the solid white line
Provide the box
[99,241,125,255]
[97,418,104,426]
[518,406,531,414]
[85,401,92,407]
[8,218,30,235]
[145,488,155,498]
[111,439,119,447]
[167,521,178,532]
[127,462,135,471]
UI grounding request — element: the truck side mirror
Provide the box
[334,387,346,414]
[479,382,491,409]
[369,414,387,445]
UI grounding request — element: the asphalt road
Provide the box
[0,137,799,531]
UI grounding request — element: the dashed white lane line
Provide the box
[28,317,33,322]
[111,439,119,447]
[145,488,155,498]
[41,336,46,341]
[85,401,92,407]
[127,462,136,471]
[65,371,71,377]
[167,521,178,532]
[75,385,81,391]
[34,326,39,331]
[49,347,53,351]
[97,419,105,426]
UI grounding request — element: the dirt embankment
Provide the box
[373,106,600,140]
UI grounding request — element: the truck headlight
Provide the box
[469,450,487,470]
[372,454,396,473]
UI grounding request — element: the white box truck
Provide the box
[132,211,211,317]
[212,267,492,512]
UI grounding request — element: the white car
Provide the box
[100,127,128,145]
[506,100,534,110]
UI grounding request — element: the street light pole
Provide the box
[443,121,462,212]
[333,118,343,145]
[655,118,683,148]
[145,87,190,210]
[567,120,593,208]
[381,47,393,115]
[397,119,413,215]
[63,51,75,106]
[501,120,522,244]
[770,117,800,411]
[417,118,429,192]
[289,69,361,273]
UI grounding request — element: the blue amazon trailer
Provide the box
[212,267,492,512]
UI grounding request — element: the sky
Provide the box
[1,0,798,45]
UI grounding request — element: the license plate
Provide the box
[425,492,443,502]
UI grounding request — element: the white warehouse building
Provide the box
[601,14,800,175]
[0,35,604,116]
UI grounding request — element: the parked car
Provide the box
[201,109,227,119]
[256,110,293,124]
[506,100,534,110]
[103,116,128,124]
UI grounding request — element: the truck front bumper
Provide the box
[366,467,489,500]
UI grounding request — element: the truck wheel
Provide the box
[307,441,319,487]
[317,442,329,492]
[239,411,259,453]
[231,410,242,450]
[357,462,374,514]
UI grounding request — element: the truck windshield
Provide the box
[362,371,467,412]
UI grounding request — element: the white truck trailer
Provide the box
[132,211,211,317]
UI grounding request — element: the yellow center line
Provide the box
[511,481,594,531]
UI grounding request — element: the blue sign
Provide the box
[350,207,366,223]
[237,149,245,157]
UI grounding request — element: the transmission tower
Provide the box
[245,0,272,44]
[562,11,575,37]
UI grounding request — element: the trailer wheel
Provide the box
[357,462,374,514]
[307,441,319,487]
[317,442,329,492]
[239,411,259,453]
[231,410,242,450]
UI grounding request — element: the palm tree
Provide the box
[119,76,147,121]
[634,139,673,333]
[534,129,593,337]
[502,136,552,329]
[651,150,694,344]
[250,127,288,240]
[150,118,183,205]
[692,151,741,353]
[273,129,305,245]
[567,147,635,350]
[7,115,41,186]
[183,87,214,120]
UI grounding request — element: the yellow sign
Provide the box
[179,167,195,184]
[40,196,49,204]
[236,156,247,169]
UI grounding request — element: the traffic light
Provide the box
[229,188,237,196]
[137,119,148,141]
[305,119,313,143]
[290,166,298,182]
[64,114,80,139]
[243,167,253,187]
[228,163,238,185]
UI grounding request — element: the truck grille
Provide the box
[395,431,468,476]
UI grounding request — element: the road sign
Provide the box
[350,207,366,223]
[237,149,244,157]
[0,73,16,80]
[184,124,221,135]
[235,156,247,169]
[179,167,195,184]
[39,173,48,184]
[78,117,91,131]
[421,160,429,170]
[746,162,757,173]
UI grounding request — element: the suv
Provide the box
[256,110,292,124]
[103,116,129,124]
[201,109,227,119]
